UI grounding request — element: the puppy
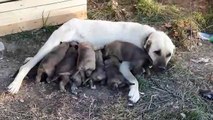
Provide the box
[60,42,96,94]
[72,42,96,80]
[104,41,152,76]
[35,42,70,83]
[104,56,134,90]
[50,41,79,92]
[86,50,106,89]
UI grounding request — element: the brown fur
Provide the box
[104,41,152,76]
[51,41,79,92]
[104,56,133,90]
[72,42,96,82]
[35,42,70,83]
[86,50,106,89]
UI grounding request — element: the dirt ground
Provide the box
[0,25,213,120]
[0,0,213,120]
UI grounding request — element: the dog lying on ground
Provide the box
[85,50,106,89]
[9,18,175,104]
[51,41,79,92]
[35,42,70,83]
[104,56,134,90]
[103,41,152,76]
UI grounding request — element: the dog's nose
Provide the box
[158,66,166,71]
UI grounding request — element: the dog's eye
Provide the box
[154,50,161,56]
[166,53,171,58]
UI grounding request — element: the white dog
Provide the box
[8,18,175,103]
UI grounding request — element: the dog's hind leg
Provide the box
[119,61,140,104]
[7,25,77,94]
[45,68,55,83]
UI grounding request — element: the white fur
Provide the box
[8,18,174,103]
[145,31,175,67]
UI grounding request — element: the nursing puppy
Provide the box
[86,50,106,89]
[104,56,134,90]
[104,41,152,76]
[35,42,70,83]
[72,42,96,79]
[51,41,79,92]
[9,19,175,104]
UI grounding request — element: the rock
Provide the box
[0,42,5,51]
[0,42,5,59]
[19,99,24,103]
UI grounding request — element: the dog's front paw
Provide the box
[128,86,140,103]
[7,81,21,94]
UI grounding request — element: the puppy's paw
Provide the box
[71,84,78,95]
[128,86,140,103]
[90,85,96,90]
[60,89,66,93]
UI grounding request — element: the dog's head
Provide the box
[144,31,175,71]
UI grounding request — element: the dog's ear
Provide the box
[144,40,152,52]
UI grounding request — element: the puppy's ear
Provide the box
[144,40,152,52]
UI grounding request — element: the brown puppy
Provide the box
[86,50,106,89]
[104,56,134,90]
[35,42,70,83]
[71,42,96,83]
[51,41,79,92]
[103,41,152,76]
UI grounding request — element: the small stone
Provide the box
[0,42,5,51]
[19,99,24,103]
[180,113,186,118]
[0,42,5,60]
[198,42,202,46]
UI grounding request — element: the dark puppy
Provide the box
[51,41,79,92]
[35,42,70,83]
[86,50,106,89]
[104,56,134,90]
[104,41,152,76]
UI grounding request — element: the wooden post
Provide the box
[0,0,87,36]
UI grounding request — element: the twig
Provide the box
[151,80,182,99]
[89,98,95,120]
[148,94,157,110]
